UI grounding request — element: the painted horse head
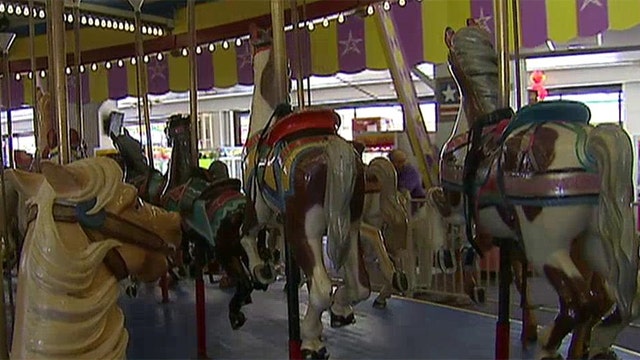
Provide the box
[444,19,500,124]
[111,128,150,183]
[42,128,88,163]
[9,157,182,359]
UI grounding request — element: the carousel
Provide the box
[0,0,637,359]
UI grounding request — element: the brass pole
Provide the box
[187,0,198,165]
[73,0,84,141]
[3,56,13,168]
[28,0,39,159]
[511,0,522,109]
[270,0,288,102]
[495,0,510,108]
[133,10,154,170]
[0,51,8,360]
[289,0,305,109]
[46,0,70,164]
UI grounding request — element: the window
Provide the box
[544,86,622,126]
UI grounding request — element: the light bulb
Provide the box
[157,52,164,61]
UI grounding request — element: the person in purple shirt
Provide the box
[388,149,426,214]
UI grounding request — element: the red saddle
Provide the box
[264,109,340,146]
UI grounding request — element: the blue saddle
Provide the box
[501,100,591,140]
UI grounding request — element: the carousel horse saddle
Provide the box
[262,108,340,146]
[501,100,591,140]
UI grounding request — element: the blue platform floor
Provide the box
[120,280,640,359]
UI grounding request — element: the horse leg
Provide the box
[287,207,333,360]
[240,196,276,285]
[589,307,627,360]
[540,256,595,360]
[511,248,539,343]
[330,225,371,327]
[222,256,253,330]
[360,223,407,309]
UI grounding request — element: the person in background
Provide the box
[388,148,426,214]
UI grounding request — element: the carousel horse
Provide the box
[242,26,369,359]
[358,157,423,308]
[8,157,182,359]
[439,20,636,359]
[111,116,270,330]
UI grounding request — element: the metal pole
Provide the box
[46,0,70,165]
[187,0,198,165]
[28,0,39,161]
[271,0,288,102]
[270,2,300,359]
[133,10,154,170]
[495,0,510,109]
[289,0,305,109]
[73,0,84,141]
[494,1,511,359]
[3,55,13,169]
[511,0,522,110]
[187,1,206,359]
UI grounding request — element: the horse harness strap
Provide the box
[26,203,173,281]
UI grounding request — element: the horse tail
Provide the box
[586,123,638,319]
[324,138,358,270]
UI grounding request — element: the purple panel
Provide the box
[108,64,128,100]
[470,0,495,43]
[236,41,254,86]
[519,0,548,48]
[197,51,214,90]
[147,57,170,95]
[391,1,424,67]
[337,14,366,73]
[576,0,608,37]
[286,28,312,79]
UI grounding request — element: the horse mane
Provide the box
[366,157,408,226]
[14,157,129,358]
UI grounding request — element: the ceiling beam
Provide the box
[7,0,377,74]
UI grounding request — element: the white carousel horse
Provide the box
[240,27,369,359]
[8,157,182,359]
[441,20,637,359]
[361,157,445,307]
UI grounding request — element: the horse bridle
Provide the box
[26,202,176,281]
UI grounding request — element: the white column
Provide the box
[622,81,640,200]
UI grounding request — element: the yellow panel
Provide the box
[365,15,387,70]
[23,77,33,106]
[168,53,190,92]
[423,0,450,64]
[213,46,238,89]
[546,0,578,43]
[89,66,109,104]
[609,0,640,30]
[126,62,138,97]
[447,0,472,33]
[310,21,339,75]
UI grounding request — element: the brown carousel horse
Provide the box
[436,20,636,359]
[242,26,370,359]
[110,114,274,330]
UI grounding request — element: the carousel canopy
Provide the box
[1,0,639,108]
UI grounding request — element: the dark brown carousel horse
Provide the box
[111,114,272,329]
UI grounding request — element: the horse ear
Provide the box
[6,169,44,199]
[444,27,455,49]
[124,128,130,137]
[40,160,85,197]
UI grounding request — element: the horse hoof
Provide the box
[590,351,620,360]
[242,294,253,306]
[392,271,409,293]
[330,310,356,328]
[372,298,387,310]
[125,285,138,298]
[229,311,247,330]
[253,263,276,285]
[302,347,329,360]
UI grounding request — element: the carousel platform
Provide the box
[120,280,640,359]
